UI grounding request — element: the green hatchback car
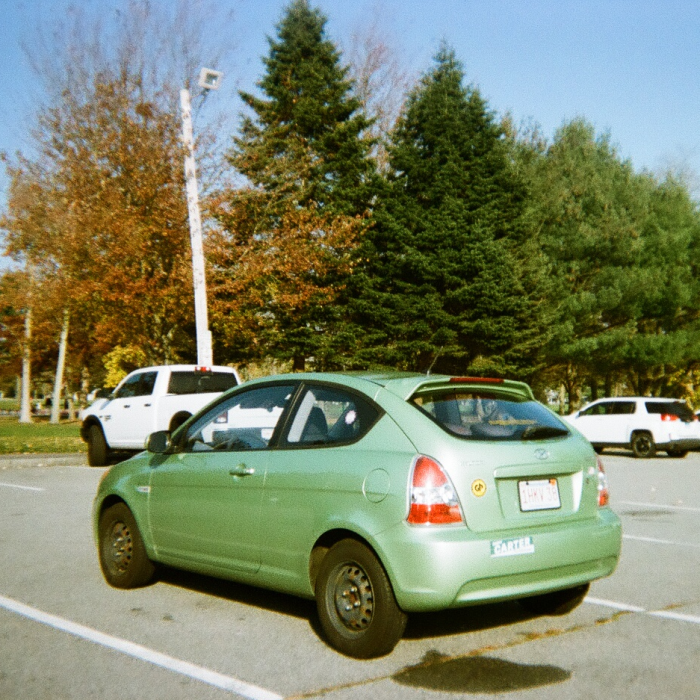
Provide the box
[93,372,622,658]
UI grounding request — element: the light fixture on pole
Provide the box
[180,68,223,367]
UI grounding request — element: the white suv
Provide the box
[566,397,700,458]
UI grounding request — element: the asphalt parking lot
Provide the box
[0,450,698,699]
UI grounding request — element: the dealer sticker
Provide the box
[490,536,535,558]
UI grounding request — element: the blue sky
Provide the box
[1,0,699,258]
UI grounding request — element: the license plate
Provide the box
[519,478,561,512]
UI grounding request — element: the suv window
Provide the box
[114,371,158,399]
[285,385,380,446]
[611,402,636,415]
[411,390,569,441]
[645,401,694,421]
[168,370,238,395]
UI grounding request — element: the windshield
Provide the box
[410,390,569,441]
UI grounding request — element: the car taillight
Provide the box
[596,457,609,507]
[407,456,463,525]
[661,414,679,422]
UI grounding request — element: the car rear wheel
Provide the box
[316,539,407,658]
[520,583,590,616]
[98,503,155,589]
[666,447,689,458]
[631,432,656,458]
[87,424,110,467]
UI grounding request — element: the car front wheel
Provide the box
[316,539,407,658]
[520,583,590,616]
[98,503,155,589]
[87,424,110,467]
[631,432,656,458]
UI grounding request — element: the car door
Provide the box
[258,383,390,580]
[147,382,298,575]
[572,401,610,443]
[104,371,158,448]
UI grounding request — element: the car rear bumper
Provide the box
[375,509,622,612]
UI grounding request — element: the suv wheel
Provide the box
[631,432,655,458]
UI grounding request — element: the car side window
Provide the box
[113,371,157,399]
[580,403,606,417]
[611,401,635,415]
[285,385,380,446]
[183,384,296,452]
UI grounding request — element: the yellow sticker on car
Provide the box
[471,479,487,497]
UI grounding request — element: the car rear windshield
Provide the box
[410,389,569,441]
[645,401,694,421]
[168,371,239,395]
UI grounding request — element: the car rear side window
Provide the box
[168,370,238,395]
[411,390,569,441]
[285,385,380,446]
[645,402,694,421]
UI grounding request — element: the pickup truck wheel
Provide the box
[87,425,110,467]
[169,412,191,432]
[666,447,689,458]
[98,503,155,588]
[316,539,407,658]
[520,583,590,616]
[631,432,655,458]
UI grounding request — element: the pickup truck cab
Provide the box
[81,364,240,466]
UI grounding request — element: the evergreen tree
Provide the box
[214,0,375,370]
[350,46,547,377]
[229,0,374,215]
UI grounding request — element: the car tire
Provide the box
[519,583,590,616]
[98,503,155,589]
[316,539,407,658]
[666,448,688,458]
[87,424,110,467]
[631,432,656,458]
[169,412,191,433]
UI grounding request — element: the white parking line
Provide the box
[0,482,44,492]
[619,500,700,513]
[623,534,700,548]
[586,597,700,625]
[0,594,282,700]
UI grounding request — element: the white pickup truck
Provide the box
[80,364,241,466]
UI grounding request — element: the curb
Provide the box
[0,453,89,469]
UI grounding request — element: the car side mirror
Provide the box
[147,430,172,454]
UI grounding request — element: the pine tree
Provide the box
[350,46,547,377]
[214,0,376,370]
[229,0,374,215]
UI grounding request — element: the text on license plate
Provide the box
[519,478,561,512]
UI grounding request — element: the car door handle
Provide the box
[123,404,130,408]
[229,465,255,477]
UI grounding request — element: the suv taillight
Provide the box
[407,456,464,525]
[596,457,609,507]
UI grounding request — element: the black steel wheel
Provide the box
[98,503,155,589]
[316,539,407,658]
[87,424,110,467]
[631,432,656,458]
[520,583,590,616]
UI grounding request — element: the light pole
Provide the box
[180,67,223,367]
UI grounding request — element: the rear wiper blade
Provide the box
[521,426,569,441]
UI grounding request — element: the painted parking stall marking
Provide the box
[586,597,700,626]
[0,594,282,700]
[0,482,44,492]
[623,534,700,549]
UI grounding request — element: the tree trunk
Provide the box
[19,307,32,423]
[50,310,70,424]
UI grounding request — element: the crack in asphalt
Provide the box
[286,609,631,699]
